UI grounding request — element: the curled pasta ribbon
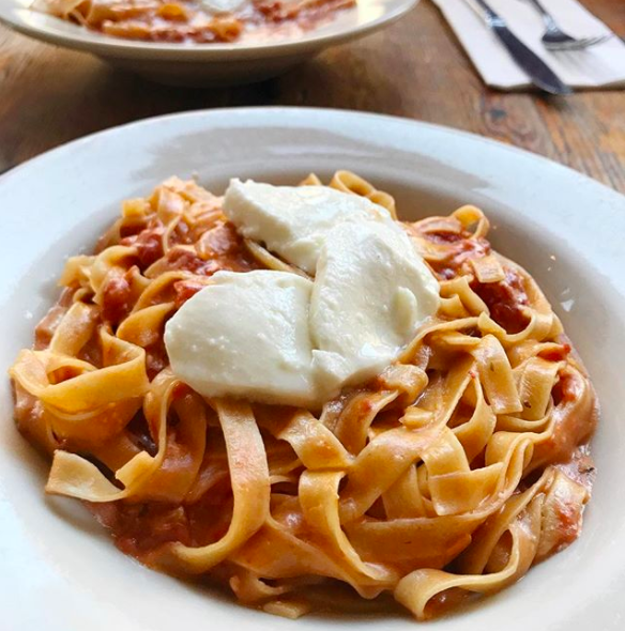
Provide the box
[14,330,148,412]
[473,335,523,415]
[334,390,400,454]
[261,409,352,470]
[452,204,490,239]
[440,276,489,316]
[535,469,589,561]
[515,356,561,421]
[470,254,505,284]
[394,462,586,620]
[399,317,479,364]
[344,430,533,572]
[407,207,487,263]
[59,255,94,292]
[406,355,475,426]
[44,370,175,500]
[89,245,142,302]
[394,515,538,620]
[37,0,86,18]
[139,387,208,502]
[453,377,497,462]
[10,327,149,445]
[233,507,387,599]
[265,439,302,478]
[117,302,174,347]
[339,426,443,523]
[156,399,270,574]
[230,570,293,604]
[300,470,397,584]
[45,369,208,503]
[423,429,503,516]
[457,468,553,575]
[526,365,596,471]
[48,301,98,355]
[229,570,316,619]
[377,364,428,402]
[299,173,322,186]
[132,271,198,311]
[152,180,190,223]
[262,598,312,620]
[329,170,398,220]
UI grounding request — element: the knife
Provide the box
[466,0,572,95]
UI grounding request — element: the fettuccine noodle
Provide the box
[34,0,355,44]
[9,172,597,621]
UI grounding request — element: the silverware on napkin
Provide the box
[525,0,611,51]
[465,0,572,95]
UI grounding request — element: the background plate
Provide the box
[0,0,417,85]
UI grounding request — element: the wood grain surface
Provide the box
[1,0,623,191]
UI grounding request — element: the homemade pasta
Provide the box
[35,0,355,43]
[9,172,597,620]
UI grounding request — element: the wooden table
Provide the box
[1,0,624,191]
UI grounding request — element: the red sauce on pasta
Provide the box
[472,268,530,333]
[38,0,356,44]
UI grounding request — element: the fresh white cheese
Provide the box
[199,0,247,13]
[167,181,441,409]
[164,270,321,408]
[310,221,440,390]
[222,179,393,274]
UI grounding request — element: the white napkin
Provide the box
[431,0,625,90]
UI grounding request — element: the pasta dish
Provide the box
[9,172,597,620]
[35,0,354,43]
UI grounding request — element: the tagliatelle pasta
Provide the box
[34,0,355,44]
[9,172,597,621]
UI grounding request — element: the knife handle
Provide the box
[467,0,506,28]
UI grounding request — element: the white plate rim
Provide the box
[0,105,625,202]
[0,106,621,200]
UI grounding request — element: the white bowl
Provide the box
[1,107,625,630]
[0,0,417,86]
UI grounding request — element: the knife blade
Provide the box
[467,0,572,95]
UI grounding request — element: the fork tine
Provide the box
[545,34,612,52]
[573,35,611,48]
[585,34,612,47]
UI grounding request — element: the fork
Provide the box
[526,0,611,51]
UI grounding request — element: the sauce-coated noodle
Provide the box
[35,0,356,44]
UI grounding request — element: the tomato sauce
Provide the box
[44,0,356,45]
[472,268,530,334]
